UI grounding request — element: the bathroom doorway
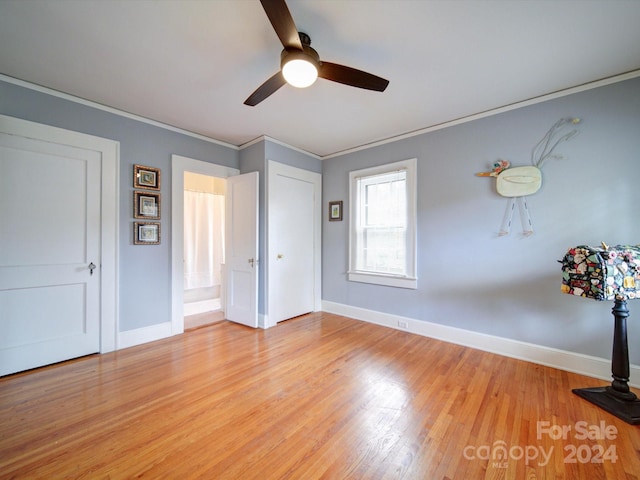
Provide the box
[170,154,240,335]
[183,171,226,329]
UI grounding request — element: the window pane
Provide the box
[361,174,406,226]
[360,226,406,274]
[356,171,407,275]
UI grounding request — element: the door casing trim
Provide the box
[171,154,239,335]
[266,160,322,327]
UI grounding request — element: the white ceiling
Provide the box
[1,0,639,157]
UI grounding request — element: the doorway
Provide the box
[183,171,226,329]
[172,156,319,332]
[171,155,239,334]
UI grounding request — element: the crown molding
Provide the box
[4,69,639,161]
[321,69,640,160]
[0,74,239,150]
[239,135,320,160]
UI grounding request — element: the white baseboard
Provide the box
[118,322,173,350]
[321,300,640,388]
[119,312,269,350]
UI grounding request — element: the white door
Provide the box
[225,172,259,328]
[268,162,321,324]
[0,131,101,376]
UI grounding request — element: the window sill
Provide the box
[348,271,417,289]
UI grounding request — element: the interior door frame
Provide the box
[267,160,322,327]
[170,154,239,335]
[0,114,119,353]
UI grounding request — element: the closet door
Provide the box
[267,161,321,325]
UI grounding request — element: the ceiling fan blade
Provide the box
[244,71,286,106]
[319,62,389,92]
[260,0,303,51]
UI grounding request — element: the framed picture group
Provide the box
[133,164,161,245]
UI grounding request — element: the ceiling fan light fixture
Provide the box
[245,3,389,106]
[282,59,317,88]
[281,50,319,88]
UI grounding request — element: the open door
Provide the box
[225,172,259,328]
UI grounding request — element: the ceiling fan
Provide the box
[244,0,389,106]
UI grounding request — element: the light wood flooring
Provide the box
[1,312,639,479]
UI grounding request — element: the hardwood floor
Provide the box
[1,312,639,479]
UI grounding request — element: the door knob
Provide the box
[89,262,96,275]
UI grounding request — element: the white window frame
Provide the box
[348,158,417,289]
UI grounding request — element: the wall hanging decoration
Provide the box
[560,242,640,424]
[133,164,161,191]
[134,222,160,245]
[329,200,343,221]
[133,191,160,219]
[476,117,581,236]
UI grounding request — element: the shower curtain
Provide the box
[183,190,225,291]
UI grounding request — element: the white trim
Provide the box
[241,135,321,160]
[347,272,417,289]
[266,160,322,327]
[238,136,264,150]
[171,155,239,336]
[99,136,119,353]
[118,322,172,350]
[348,158,417,289]
[321,69,640,159]
[5,70,639,161]
[0,113,119,354]
[0,74,238,150]
[321,300,640,388]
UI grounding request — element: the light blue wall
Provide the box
[265,141,322,173]
[239,141,267,316]
[322,77,640,363]
[239,139,322,317]
[0,79,239,332]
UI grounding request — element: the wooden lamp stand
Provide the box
[572,298,640,424]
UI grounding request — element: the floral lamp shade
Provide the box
[560,243,640,424]
[560,244,640,301]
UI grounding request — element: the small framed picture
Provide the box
[133,164,161,191]
[133,191,160,219]
[329,200,343,222]
[134,222,160,245]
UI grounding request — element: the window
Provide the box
[348,158,417,289]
